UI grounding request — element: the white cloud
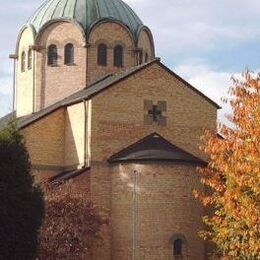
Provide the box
[1,0,260,119]
[125,0,260,56]
[174,63,236,124]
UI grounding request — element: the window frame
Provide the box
[21,51,26,72]
[97,43,107,66]
[48,44,58,66]
[64,43,74,65]
[173,238,183,257]
[28,49,33,70]
[139,51,143,65]
[145,52,149,63]
[114,45,124,68]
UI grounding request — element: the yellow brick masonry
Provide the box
[91,62,217,163]
[16,21,154,116]
[35,22,87,110]
[21,108,65,168]
[19,56,216,260]
[88,62,217,259]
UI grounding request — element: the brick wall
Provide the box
[35,22,87,110]
[138,29,154,62]
[21,108,65,169]
[89,62,217,259]
[87,22,137,84]
[16,21,156,115]
[91,62,217,162]
[110,163,205,260]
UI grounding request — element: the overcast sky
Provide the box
[0,0,259,122]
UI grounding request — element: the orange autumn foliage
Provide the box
[195,71,260,259]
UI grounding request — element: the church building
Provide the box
[1,0,220,259]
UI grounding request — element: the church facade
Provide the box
[1,0,220,259]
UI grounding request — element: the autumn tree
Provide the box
[0,122,44,259]
[195,71,260,259]
[38,182,108,259]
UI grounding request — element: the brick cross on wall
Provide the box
[148,105,162,122]
[144,100,167,126]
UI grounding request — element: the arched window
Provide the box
[97,43,107,66]
[138,51,143,65]
[173,239,182,256]
[145,52,149,63]
[28,49,32,70]
[48,44,58,66]
[21,51,26,72]
[114,45,123,67]
[64,43,74,65]
[170,234,187,258]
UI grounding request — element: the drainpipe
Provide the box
[9,54,18,113]
[83,99,87,167]
[133,170,139,260]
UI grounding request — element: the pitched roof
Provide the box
[108,132,206,165]
[49,166,90,185]
[0,59,220,129]
[17,60,158,129]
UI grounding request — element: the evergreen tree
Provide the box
[0,122,44,259]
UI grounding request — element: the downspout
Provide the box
[9,54,18,113]
[133,170,139,260]
[83,99,87,167]
[32,49,35,112]
[86,99,92,167]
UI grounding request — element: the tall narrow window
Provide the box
[138,51,143,65]
[28,49,32,70]
[48,44,58,66]
[145,52,149,63]
[97,43,107,66]
[21,51,26,72]
[64,43,74,65]
[114,45,123,67]
[173,239,182,256]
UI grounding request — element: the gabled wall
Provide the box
[91,62,217,163]
[89,62,217,259]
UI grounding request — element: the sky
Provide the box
[0,0,259,122]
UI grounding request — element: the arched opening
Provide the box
[97,43,107,66]
[64,43,74,65]
[145,52,149,63]
[170,233,187,258]
[48,44,58,66]
[21,51,26,72]
[173,239,182,256]
[114,45,123,67]
[28,49,32,70]
[138,51,143,65]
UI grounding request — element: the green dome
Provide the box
[29,0,144,39]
